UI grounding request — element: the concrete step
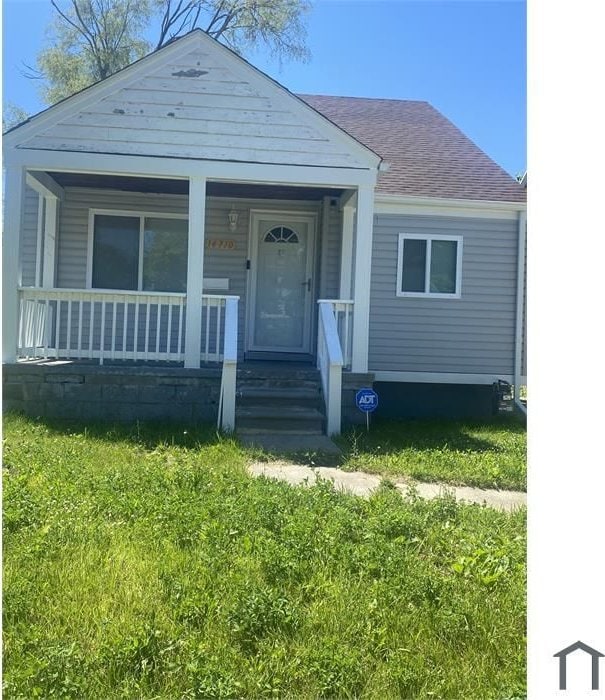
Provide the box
[237,367,320,382]
[236,404,325,434]
[237,386,322,408]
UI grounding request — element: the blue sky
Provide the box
[1,0,526,177]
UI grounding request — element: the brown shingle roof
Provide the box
[298,94,525,203]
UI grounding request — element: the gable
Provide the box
[7,32,380,171]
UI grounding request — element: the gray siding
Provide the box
[20,185,40,286]
[369,214,518,376]
[323,202,342,299]
[55,187,332,358]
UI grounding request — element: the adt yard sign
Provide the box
[356,388,378,412]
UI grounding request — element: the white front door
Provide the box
[248,212,316,354]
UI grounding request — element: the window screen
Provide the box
[92,215,139,290]
[143,218,188,292]
[429,239,457,294]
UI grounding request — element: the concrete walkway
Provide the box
[248,461,526,511]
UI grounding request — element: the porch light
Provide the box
[228,209,239,232]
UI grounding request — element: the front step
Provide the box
[238,386,321,409]
[235,366,325,435]
[237,405,325,434]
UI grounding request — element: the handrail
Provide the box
[317,301,344,436]
[217,296,238,432]
[317,298,353,369]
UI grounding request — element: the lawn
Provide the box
[3,414,526,699]
[337,416,527,492]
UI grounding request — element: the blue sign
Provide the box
[356,388,378,413]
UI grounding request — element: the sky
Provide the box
[1,0,526,177]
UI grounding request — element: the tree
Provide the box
[37,0,152,105]
[34,0,311,105]
[3,102,30,132]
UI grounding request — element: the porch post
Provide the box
[42,196,58,287]
[350,184,375,373]
[184,175,206,368]
[2,165,25,363]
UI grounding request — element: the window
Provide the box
[90,213,188,292]
[397,233,462,298]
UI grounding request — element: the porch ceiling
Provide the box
[45,171,345,201]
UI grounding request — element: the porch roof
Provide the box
[43,172,345,200]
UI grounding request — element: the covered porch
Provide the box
[3,157,376,434]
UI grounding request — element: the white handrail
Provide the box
[317,301,344,436]
[217,296,238,432]
[318,299,354,369]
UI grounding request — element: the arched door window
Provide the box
[264,226,299,244]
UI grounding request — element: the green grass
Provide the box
[337,416,527,492]
[3,413,526,699]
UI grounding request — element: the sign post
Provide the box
[355,387,379,432]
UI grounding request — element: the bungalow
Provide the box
[2,29,526,435]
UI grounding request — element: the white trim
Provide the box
[7,149,377,188]
[514,211,527,403]
[42,198,58,287]
[375,193,525,219]
[351,184,375,372]
[372,371,513,385]
[25,171,65,201]
[246,210,317,354]
[86,208,189,290]
[339,204,355,299]
[3,166,25,362]
[184,176,207,367]
[35,194,44,287]
[396,233,463,298]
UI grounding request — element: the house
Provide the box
[2,29,527,435]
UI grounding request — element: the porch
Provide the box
[4,168,373,435]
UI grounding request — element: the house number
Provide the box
[206,239,236,250]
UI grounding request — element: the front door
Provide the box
[247,212,316,354]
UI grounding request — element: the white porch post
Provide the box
[184,176,207,368]
[42,196,58,287]
[350,184,375,372]
[3,165,26,363]
[339,201,355,299]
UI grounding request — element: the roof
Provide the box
[298,95,526,203]
[4,27,524,205]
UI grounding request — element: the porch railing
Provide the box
[318,299,354,370]
[217,296,238,432]
[17,288,236,366]
[317,301,345,436]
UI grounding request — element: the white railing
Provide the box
[317,301,344,436]
[17,288,235,366]
[217,296,238,432]
[318,299,354,369]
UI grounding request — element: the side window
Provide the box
[397,234,462,298]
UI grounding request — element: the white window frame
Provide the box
[396,233,463,299]
[86,208,188,290]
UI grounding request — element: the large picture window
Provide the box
[397,233,462,298]
[90,212,188,293]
